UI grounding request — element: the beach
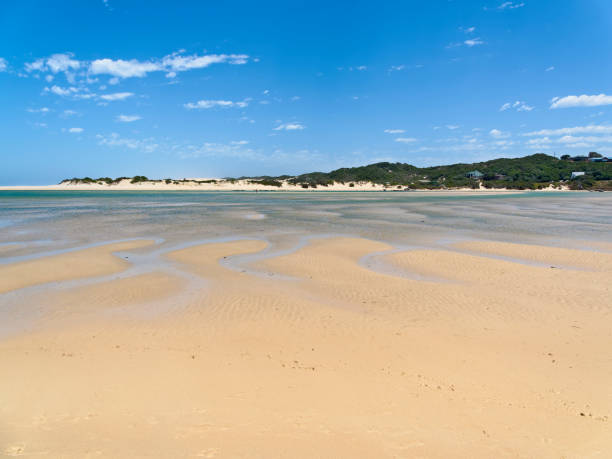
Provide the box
[0,178,571,192]
[1,191,611,457]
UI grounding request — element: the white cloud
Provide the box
[273,122,305,131]
[388,65,405,72]
[525,134,612,148]
[498,2,525,10]
[90,58,160,78]
[97,132,158,152]
[184,99,249,109]
[0,57,8,72]
[27,107,50,113]
[446,125,459,130]
[558,135,612,144]
[47,54,81,73]
[500,100,534,112]
[99,92,134,101]
[116,114,141,122]
[545,66,555,72]
[26,53,81,74]
[63,109,79,117]
[462,26,476,33]
[523,124,612,136]
[489,128,510,138]
[47,85,78,96]
[384,129,405,134]
[290,96,300,101]
[395,137,417,143]
[162,52,248,72]
[68,127,83,133]
[230,140,249,145]
[550,94,612,109]
[526,137,552,146]
[27,51,249,83]
[464,37,484,47]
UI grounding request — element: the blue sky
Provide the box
[1,0,612,184]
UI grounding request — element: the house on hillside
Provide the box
[466,170,484,179]
[570,172,585,179]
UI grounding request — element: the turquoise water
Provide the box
[1,191,611,261]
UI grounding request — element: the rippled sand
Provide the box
[1,233,611,457]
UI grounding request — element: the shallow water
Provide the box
[0,190,611,338]
[1,191,611,261]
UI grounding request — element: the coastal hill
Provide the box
[61,153,611,191]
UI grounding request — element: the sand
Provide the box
[0,240,155,294]
[1,237,611,457]
[0,178,570,192]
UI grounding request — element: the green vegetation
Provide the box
[281,154,610,190]
[61,176,126,185]
[248,178,283,187]
[59,154,611,191]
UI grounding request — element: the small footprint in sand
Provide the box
[4,445,25,456]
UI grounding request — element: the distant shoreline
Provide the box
[0,179,574,193]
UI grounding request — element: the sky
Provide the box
[1,0,612,184]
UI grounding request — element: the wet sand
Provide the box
[1,234,611,457]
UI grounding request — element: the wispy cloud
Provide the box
[0,57,7,72]
[97,132,158,152]
[489,128,510,138]
[273,122,305,131]
[67,127,83,133]
[183,99,250,109]
[384,129,405,134]
[395,137,417,143]
[26,107,50,113]
[25,51,250,84]
[99,92,134,101]
[545,66,555,72]
[26,53,81,74]
[116,114,141,122]
[89,59,159,78]
[498,1,525,10]
[464,37,485,47]
[550,94,612,109]
[500,100,534,112]
[89,52,249,79]
[44,85,133,102]
[523,124,612,136]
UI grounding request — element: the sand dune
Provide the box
[1,238,611,457]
